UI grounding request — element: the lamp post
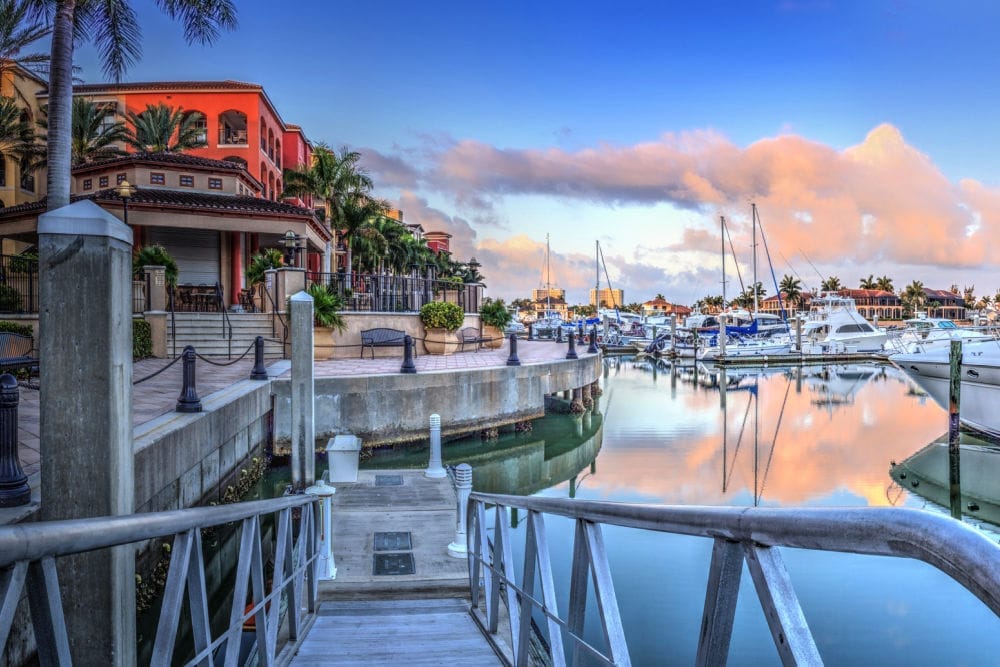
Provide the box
[466,256,481,310]
[114,180,137,226]
[282,230,299,268]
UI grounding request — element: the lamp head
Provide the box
[115,180,137,200]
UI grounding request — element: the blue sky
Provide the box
[73,1,1000,305]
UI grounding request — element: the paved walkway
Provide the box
[15,339,592,482]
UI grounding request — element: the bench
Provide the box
[0,332,37,374]
[360,328,409,359]
[459,326,487,352]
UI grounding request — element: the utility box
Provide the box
[327,434,362,482]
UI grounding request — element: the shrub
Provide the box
[307,283,346,331]
[8,251,37,275]
[0,285,22,313]
[133,318,152,360]
[246,249,285,286]
[133,245,178,287]
[420,301,463,331]
[479,298,512,329]
[0,321,32,337]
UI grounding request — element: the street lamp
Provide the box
[115,180,137,226]
[282,230,299,267]
[467,256,481,281]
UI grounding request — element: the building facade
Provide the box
[590,287,624,309]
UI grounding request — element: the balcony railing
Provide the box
[219,128,248,145]
[306,272,483,314]
[0,254,37,314]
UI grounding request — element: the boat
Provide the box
[890,339,1000,438]
[792,293,887,353]
[884,313,994,354]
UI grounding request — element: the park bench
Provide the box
[459,326,487,352]
[360,328,409,359]
[0,332,37,374]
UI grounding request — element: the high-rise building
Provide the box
[590,287,624,308]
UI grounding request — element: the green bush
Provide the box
[420,301,463,331]
[307,283,346,331]
[133,245,178,287]
[246,249,285,286]
[8,251,37,275]
[133,318,152,360]
[479,298,512,329]
[0,320,32,337]
[0,285,23,312]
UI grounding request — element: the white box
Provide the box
[327,434,361,483]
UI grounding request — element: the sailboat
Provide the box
[532,234,568,339]
[698,207,791,360]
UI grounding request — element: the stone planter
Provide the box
[313,326,334,360]
[423,327,459,355]
[482,324,505,349]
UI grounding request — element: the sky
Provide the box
[71,0,1000,306]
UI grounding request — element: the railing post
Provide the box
[507,334,521,366]
[566,330,579,359]
[425,414,446,478]
[176,345,202,412]
[556,325,564,343]
[304,481,337,580]
[527,322,534,340]
[448,463,473,558]
[250,336,268,380]
[0,374,29,507]
[400,334,417,374]
[588,325,599,354]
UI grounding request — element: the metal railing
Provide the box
[0,254,37,314]
[215,281,233,359]
[306,271,483,314]
[132,275,149,314]
[468,493,1000,666]
[0,494,321,665]
[258,282,289,357]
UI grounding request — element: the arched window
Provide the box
[267,129,274,161]
[183,109,208,144]
[259,116,266,150]
[217,109,247,145]
[275,139,281,168]
[19,157,34,193]
[276,178,281,197]
[259,161,267,187]
[267,172,275,200]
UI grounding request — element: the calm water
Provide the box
[367,356,1000,666]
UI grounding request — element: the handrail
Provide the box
[215,281,233,359]
[468,493,1000,666]
[0,493,321,665]
[259,282,288,357]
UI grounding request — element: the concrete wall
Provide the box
[133,378,272,514]
[271,354,602,448]
[324,312,480,358]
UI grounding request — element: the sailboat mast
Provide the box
[595,240,600,305]
[720,216,726,307]
[546,233,551,315]
[752,203,758,315]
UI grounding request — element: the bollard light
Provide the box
[588,325,599,354]
[250,335,268,380]
[448,463,473,558]
[566,330,578,359]
[176,345,202,412]
[556,325,563,343]
[425,414,446,478]
[0,374,29,507]
[527,322,534,341]
[304,479,337,579]
[400,334,417,374]
[506,333,521,366]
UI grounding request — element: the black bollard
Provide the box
[556,326,563,343]
[566,331,579,359]
[0,374,29,507]
[527,323,534,341]
[250,335,268,380]
[400,334,417,374]
[588,325,599,354]
[176,345,202,413]
[506,333,521,366]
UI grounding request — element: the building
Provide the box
[640,297,690,319]
[423,231,451,254]
[923,288,965,320]
[590,287,623,309]
[0,63,47,208]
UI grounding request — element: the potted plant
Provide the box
[479,298,512,349]
[133,244,178,287]
[420,301,463,355]
[308,283,346,360]
[245,248,285,311]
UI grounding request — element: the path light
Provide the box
[114,180,137,226]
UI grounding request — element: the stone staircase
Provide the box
[166,312,287,358]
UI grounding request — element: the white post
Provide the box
[290,291,315,488]
[448,463,473,558]
[719,314,727,357]
[304,480,337,580]
[670,315,677,354]
[425,413,446,478]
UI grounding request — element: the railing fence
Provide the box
[306,272,482,314]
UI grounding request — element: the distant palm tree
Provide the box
[963,285,977,310]
[779,274,802,311]
[125,103,206,153]
[859,274,877,289]
[875,275,894,292]
[821,276,842,292]
[654,293,666,301]
[902,280,926,317]
[976,295,992,311]
[37,97,129,166]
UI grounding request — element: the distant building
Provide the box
[423,231,451,254]
[589,287,624,309]
[529,287,568,321]
[923,288,965,320]
[640,297,690,318]
[0,63,47,208]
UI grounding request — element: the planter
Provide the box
[313,326,334,360]
[423,327,459,355]
[482,324,505,349]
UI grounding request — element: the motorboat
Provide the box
[792,293,887,353]
[890,339,1000,438]
[884,314,993,354]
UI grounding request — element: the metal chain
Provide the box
[132,354,184,385]
[193,340,256,367]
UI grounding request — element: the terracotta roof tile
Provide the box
[73,152,248,174]
[59,80,262,94]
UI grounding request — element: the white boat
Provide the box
[885,314,993,353]
[698,335,791,360]
[792,293,887,353]
[890,339,1000,438]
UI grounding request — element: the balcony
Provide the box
[219,129,248,146]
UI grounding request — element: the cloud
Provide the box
[393,191,478,259]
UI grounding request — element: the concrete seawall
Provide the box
[271,354,602,448]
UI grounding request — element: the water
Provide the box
[366,356,1000,666]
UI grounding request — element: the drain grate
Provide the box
[373,552,415,576]
[374,474,403,487]
[374,532,412,552]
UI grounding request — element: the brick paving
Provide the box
[15,339,593,482]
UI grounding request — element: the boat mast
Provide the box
[720,216,726,309]
[752,203,758,315]
[546,233,551,316]
[595,240,600,310]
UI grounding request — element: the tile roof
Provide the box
[63,80,262,94]
[73,152,249,174]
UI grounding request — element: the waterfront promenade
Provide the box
[14,339,587,484]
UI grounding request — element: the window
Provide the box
[179,175,194,187]
[19,158,33,192]
[117,173,127,185]
[150,173,165,185]
[208,178,222,190]
[99,176,109,187]
[82,178,93,190]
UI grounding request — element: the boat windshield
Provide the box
[937,320,958,329]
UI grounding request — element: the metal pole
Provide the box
[556,325,563,343]
[0,374,29,507]
[448,463,473,558]
[175,345,202,413]
[425,414,446,478]
[400,334,417,374]
[250,336,268,380]
[507,334,521,366]
[304,480,337,579]
[948,340,962,520]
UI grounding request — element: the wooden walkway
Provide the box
[290,598,501,665]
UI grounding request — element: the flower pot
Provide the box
[313,326,334,360]
[482,324,505,349]
[423,327,459,355]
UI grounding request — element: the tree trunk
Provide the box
[46,0,76,211]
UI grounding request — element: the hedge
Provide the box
[0,321,33,337]
[133,319,152,360]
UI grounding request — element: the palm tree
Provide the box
[859,274,877,289]
[820,276,842,292]
[875,275,894,292]
[37,97,129,166]
[902,280,926,317]
[779,274,802,311]
[338,196,390,279]
[33,0,237,210]
[0,95,38,162]
[125,102,206,153]
[0,0,49,78]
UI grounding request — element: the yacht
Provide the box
[792,293,887,353]
[885,313,994,354]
